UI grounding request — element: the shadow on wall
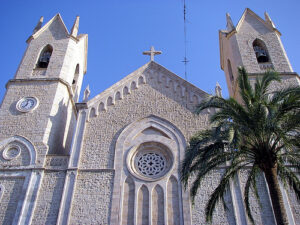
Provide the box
[47,99,75,155]
[109,125,127,168]
[36,171,66,225]
[48,17,68,41]
[2,178,24,224]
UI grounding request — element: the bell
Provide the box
[254,46,269,63]
[38,51,51,68]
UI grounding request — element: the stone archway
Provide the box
[110,115,191,225]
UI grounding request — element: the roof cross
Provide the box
[143,46,162,61]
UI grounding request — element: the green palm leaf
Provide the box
[181,67,300,225]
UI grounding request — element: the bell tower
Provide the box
[219,8,299,99]
[0,14,88,156]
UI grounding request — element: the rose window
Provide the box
[127,142,174,181]
[136,152,166,177]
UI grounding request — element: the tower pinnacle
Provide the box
[33,16,44,34]
[226,13,235,31]
[71,16,80,37]
[215,82,222,97]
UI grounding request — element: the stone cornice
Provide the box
[248,72,299,78]
[0,167,115,172]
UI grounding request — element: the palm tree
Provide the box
[181,67,300,225]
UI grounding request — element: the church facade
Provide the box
[0,8,299,225]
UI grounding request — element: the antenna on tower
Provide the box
[182,0,189,81]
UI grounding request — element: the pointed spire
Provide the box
[83,85,90,102]
[264,12,276,28]
[71,16,80,37]
[33,16,44,34]
[226,13,235,31]
[215,82,222,97]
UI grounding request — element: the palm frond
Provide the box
[205,161,250,223]
[277,162,300,202]
[181,66,300,224]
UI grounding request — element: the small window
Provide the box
[72,64,80,92]
[253,39,270,63]
[37,45,53,68]
[227,59,234,82]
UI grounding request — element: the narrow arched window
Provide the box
[0,184,4,201]
[72,64,80,92]
[253,39,270,63]
[37,45,53,68]
[227,59,234,82]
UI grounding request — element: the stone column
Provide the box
[57,105,87,225]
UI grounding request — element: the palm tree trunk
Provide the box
[263,166,289,225]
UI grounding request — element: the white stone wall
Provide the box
[0,82,58,161]
[81,63,210,170]
[31,171,65,225]
[191,170,236,225]
[69,171,114,224]
[74,63,238,224]
[0,177,25,224]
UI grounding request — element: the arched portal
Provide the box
[110,115,191,225]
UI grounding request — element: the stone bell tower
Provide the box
[0,14,87,224]
[219,8,299,99]
[0,14,88,156]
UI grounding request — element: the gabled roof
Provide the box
[26,14,69,43]
[85,61,211,118]
[235,8,280,35]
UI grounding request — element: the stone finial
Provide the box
[215,82,222,97]
[226,13,235,31]
[71,16,80,37]
[264,12,276,28]
[33,16,44,34]
[83,85,90,102]
[143,46,162,61]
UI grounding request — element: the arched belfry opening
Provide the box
[253,39,270,63]
[37,44,53,68]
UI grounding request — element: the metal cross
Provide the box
[143,46,162,61]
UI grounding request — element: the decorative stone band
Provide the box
[85,74,146,122]
[85,67,209,122]
[259,62,274,70]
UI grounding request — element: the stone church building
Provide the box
[0,8,299,225]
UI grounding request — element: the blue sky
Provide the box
[0,0,299,100]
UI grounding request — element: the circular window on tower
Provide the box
[127,142,174,181]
